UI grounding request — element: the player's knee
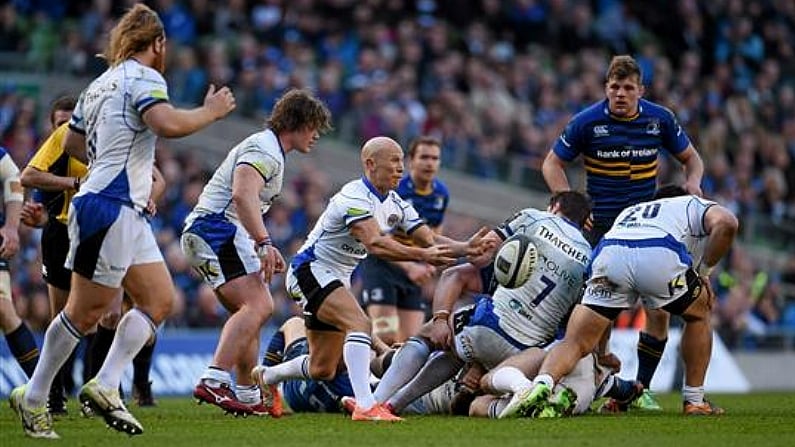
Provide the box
[248,296,274,323]
[308,363,337,381]
[135,294,175,326]
[65,307,105,334]
[479,372,495,394]
[371,315,399,344]
[559,336,593,358]
[99,310,121,328]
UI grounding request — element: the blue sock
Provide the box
[133,339,155,386]
[637,332,667,388]
[606,378,637,402]
[5,323,39,378]
[262,331,285,366]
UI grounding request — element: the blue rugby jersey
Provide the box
[552,98,690,224]
[396,175,449,229]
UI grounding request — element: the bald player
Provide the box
[252,136,490,422]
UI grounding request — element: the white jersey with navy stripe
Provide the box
[602,195,715,266]
[491,209,591,347]
[184,129,285,228]
[69,59,168,211]
[291,177,424,279]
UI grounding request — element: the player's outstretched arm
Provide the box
[425,226,494,260]
[351,218,456,266]
[142,84,236,138]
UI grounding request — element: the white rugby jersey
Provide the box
[69,59,168,211]
[603,195,715,266]
[491,208,591,347]
[184,130,285,228]
[291,177,424,278]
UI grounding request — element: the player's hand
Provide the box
[21,202,47,228]
[699,275,716,311]
[458,363,485,392]
[204,84,236,120]
[596,352,622,373]
[0,225,20,259]
[426,317,453,350]
[466,230,500,265]
[422,245,458,267]
[405,262,435,285]
[145,198,158,217]
[684,180,703,197]
[258,244,284,283]
[464,226,495,259]
[273,249,286,274]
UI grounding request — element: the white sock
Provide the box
[262,354,310,384]
[96,309,155,390]
[344,332,376,409]
[200,366,232,387]
[490,366,532,394]
[682,385,704,404]
[373,337,430,402]
[236,384,261,405]
[532,373,555,389]
[25,312,82,408]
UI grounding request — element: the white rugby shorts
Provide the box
[66,198,162,288]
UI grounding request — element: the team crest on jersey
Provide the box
[434,195,445,209]
[646,119,661,136]
[387,214,399,227]
[593,125,609,137]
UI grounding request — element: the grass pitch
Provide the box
[3,393,794,447]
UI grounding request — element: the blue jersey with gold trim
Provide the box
[552,98,690,224]
[396,175,449,229]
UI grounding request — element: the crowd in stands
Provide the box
[2,0,795,348]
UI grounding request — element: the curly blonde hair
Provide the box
[103,4,164,67]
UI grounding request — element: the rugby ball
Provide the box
[493,234,537,289]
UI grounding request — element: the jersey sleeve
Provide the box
[236,143,281,182]
[130,68,169,115]
[27,124,68,172]
[660,107,691,155]
[686,196,716,237]
[495,208,541,240]
[338,193,374,227]
[552,118,583,162]
[397,198,424,234]
[69,93,86,135]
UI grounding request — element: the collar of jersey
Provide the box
[602,100,642,121]
[266,128,285,156]
[559,215,581,231]
[362,176,389,202]
[407,175,434,196]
